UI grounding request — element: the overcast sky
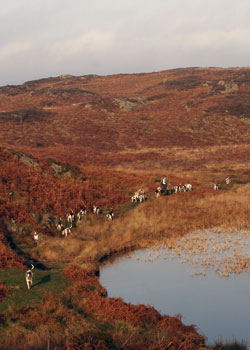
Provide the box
[1,0,250,86]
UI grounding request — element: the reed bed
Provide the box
[141,228,250,278]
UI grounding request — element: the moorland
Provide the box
[0,67,250,349]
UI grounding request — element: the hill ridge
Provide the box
[0,67,250,165]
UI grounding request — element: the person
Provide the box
[33,231,39,246]
[161,176,167,193]
[162,176,167,185]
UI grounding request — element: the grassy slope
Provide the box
[0,148,206,349]
[0,67,250,164]
[0,67,250,349]
[1,151,249,349]
[0,267,68,312]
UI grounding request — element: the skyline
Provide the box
[1,0,250,86]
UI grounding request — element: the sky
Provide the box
[1,0,250,86]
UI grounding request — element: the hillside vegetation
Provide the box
[0,67,250,164]
[0,68,250,349]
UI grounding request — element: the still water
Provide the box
[100,231,250,346]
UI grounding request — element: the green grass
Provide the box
[0,267,69,312]
[116,200,137,215]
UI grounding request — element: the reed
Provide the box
[212,339,248,350]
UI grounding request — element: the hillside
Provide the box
[0,67,250,167]
[0,147,209,350]
[0,68,250,349]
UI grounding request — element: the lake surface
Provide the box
[100,230,250,346]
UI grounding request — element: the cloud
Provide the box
[244,8,250,16]
[1,0,250,85]
[0,41,31,60]
[173,28,250,51]
[50,30,115,61]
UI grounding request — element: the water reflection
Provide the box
[100,230,250,345]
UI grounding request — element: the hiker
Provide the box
[33,232,39,246]
[161,176,167,193]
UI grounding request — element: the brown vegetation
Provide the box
[36,183,250,266]
[0,233,24,269]
[0,67,250,165]
[0,282,11,301]
[0,147,152,230]
[0,265,204,350]
[0,67,250,349]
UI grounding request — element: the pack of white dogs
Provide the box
[154,183,193,197]
[155,176,230,197]
[27,176,231,289]
[131,188,146,203]
[93,206,114,221]
[33,175,229,248]
[54,205,114,239]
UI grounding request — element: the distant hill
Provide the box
[0,67,250,165]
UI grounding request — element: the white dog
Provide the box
[56,223,62,231]
[62,225,72,238]
[106,213,114,221]
[25,264,34,290]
